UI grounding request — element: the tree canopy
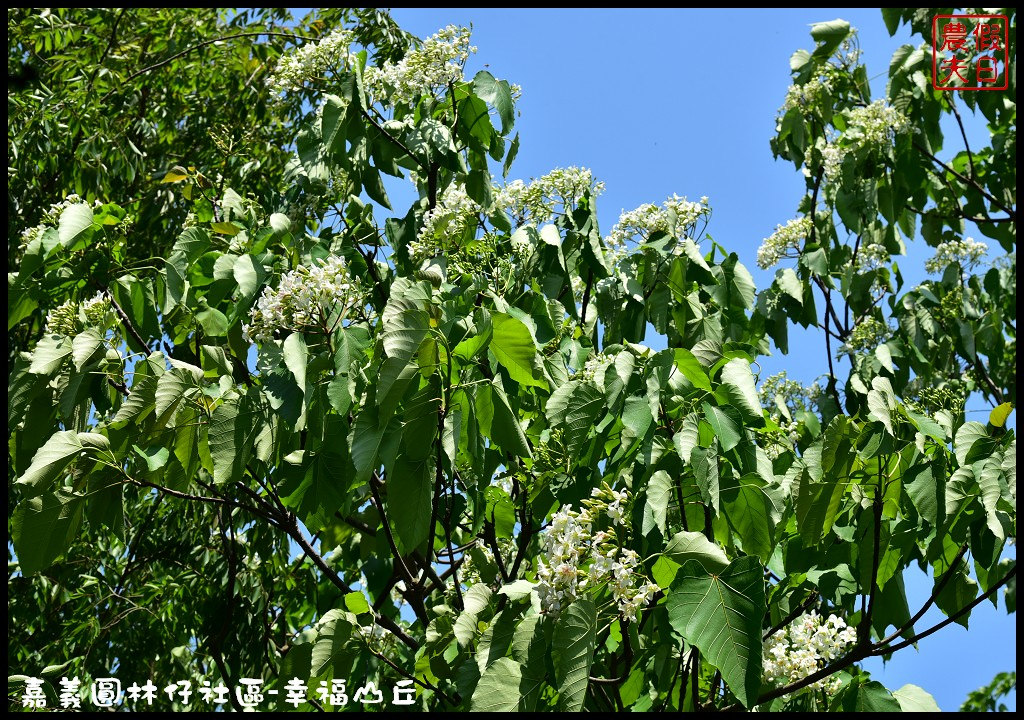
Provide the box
[7,7,1016,712]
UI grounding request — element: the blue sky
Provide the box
[383,7,1015,711]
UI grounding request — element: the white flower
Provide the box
[924,237,988,274]
[757,216,812,269]
[364,25,476,107]
[818,100,911,182]
[606,194,710,264]
[44,292,110,337]
[763,611,857,694]
[243,255,368,343]
[267,29,358,95]
[493,167,605,226]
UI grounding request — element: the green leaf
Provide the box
[718,359,763,426]
[642,470,672,537]
[490,312,547,389]
[954,421,988,467]
[497,580,536,601]
[58,203,94,246]
[893,684,941,712]
[810,19,851,57]
[667,557,765,707]
[455,583,493,648]
[703,402,742,452]
[15,431,88,496]
[471,657,524,712]
[232,254,265,298]
[388,454,432,552]
[691,444,720,513]
[839,680,902,712]
[663,530,729,574]
[209,390,271,485]
[552,597,597,712]
[989,402,1013,428]
[562,382,604,449]
[29,335,72,375]
[487,382,532,459]
[71,328,104,371]
[343,591,370,615]
[283,332,308,391]
[11,491,85,575]
[472,71,514,135]
[674,348,712,392]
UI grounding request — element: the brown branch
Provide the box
[946,94,975,180]
[115,31,312,90]
[878,542,969,646]
[879,565,1016,654]
[101,285,148,350]
[283,512,420,651]
[763,592,820,641]
[914,140,1015,218]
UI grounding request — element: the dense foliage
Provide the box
[7,7,1016,712]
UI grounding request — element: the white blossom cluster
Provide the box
[493,167,606,227]
[408,183,481,265]
[781,77,833,114]
[364,25,476,107]
[536,486,658,621]
[924,237,988,274]
[267,29,357,96]
[606,194,710,264]
[757,216,813,269]
[44,292,111,337]
[855,242,891,271]
[578,353,614,384]
[763,612,857,694]
[243,255,367,343]
[819,100,911,182]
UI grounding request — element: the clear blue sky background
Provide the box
[383,7,1015,711]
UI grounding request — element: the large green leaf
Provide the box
[663,530,730,574]
[387,454,432,552]
[667,556,765,707]
[718,359,763,426]
[209,389,272,485]
[58,203,95,247]
[893,684,941,712]
[471,657,524,712]
[29,335,72,375]
[11,491,85,575]
[552,597,597,712]
[490,312,547,389]
[486,382,532,459]
[642,470,672,537]
[15,431,90,496]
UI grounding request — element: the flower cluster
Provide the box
[780,77,832,115]
[855,242,891,271]
[757,216,812,269]
[758,371,823,460]
[243,255,367,343]
[578,352,614,384]
[536,485,658,621]
[839,316,891,355]
[44,293,111,337]
[408,183,481,265]
[606,194,710,263]
[762,612,857,694]
[819,100,911,182]
[924,237,988,274]
[493,167,605,227]
[364,25,475,107]
[266,29,357,96]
